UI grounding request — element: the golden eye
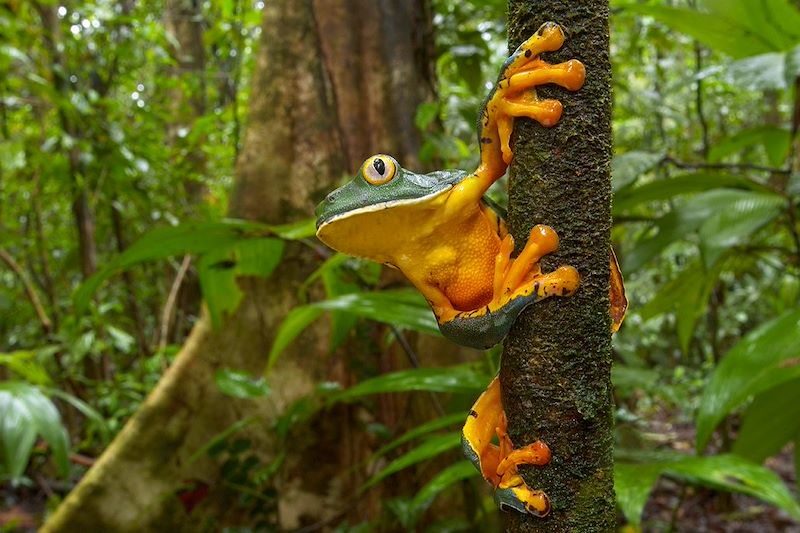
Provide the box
[362,155,396,185]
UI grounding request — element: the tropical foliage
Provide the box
[1,0,799,530]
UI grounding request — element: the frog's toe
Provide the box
[495,485,551,517]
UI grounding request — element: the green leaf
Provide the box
[267,306,325,371]
[0,382,69,481]
[667,454,800,520]
[329,364,490,404]
[615,462,664,526]
[623,5,774,58]
[362,432,461,490]
[373,412,465,459]
[267,290,439,370]
[269,218,317,240]
[46,388,110,444]
[0,350,52,386]
[697,190,784,267]
[626,189,784,271]
[198,237,285,327]
[616,451,800,525]
[696,309,800,451]
[214,369,271,399]
[613,172,767,213]
[733,376,800,463]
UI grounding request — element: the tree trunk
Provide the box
[42,1,434,531]
[502,1,616,532]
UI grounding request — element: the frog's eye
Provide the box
[362,155,397,185]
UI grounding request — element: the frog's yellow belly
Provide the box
[414,212,500,311]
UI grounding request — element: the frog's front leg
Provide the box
[455,21,585,203]
[462,377,551,516]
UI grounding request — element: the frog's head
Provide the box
[315,154,466,259]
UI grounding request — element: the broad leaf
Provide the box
[198,237,285,326]
[733,377,800,463]
[374,412,465,459]
[616,451,800,525]
[0,382,69,482]
[74,219,273,313]
[615,462,664,526]
[613,172,766,213]
[696,309,800,451]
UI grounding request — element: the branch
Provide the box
[158,255,192,355]
[0,248,53,334]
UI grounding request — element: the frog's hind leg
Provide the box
[462,376,552,516]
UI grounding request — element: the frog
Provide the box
[315,22,626,516]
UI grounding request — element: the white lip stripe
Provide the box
[317,184,453,231]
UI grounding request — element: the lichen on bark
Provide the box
[501,1,616,531]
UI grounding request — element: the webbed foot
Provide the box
[462,377,551,516]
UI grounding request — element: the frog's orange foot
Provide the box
[481,22,585,165]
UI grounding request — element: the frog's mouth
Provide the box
[316,185,453,230]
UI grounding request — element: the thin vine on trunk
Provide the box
[502,1,616,531]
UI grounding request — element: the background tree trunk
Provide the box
[42,1,434,531]
[502,1,616,531]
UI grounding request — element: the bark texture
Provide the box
[42,1,434,531]
[502,1,615,532]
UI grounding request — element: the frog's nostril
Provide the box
[326,191,338,203]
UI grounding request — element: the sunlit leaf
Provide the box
[696,309,800,451]
[0,382,69,482]
[267,306,325,371]
[74,219,271,313]
[214,369,271,399]
[362,432,461,490]
[623,5,773,58]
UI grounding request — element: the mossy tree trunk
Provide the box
[41,1,434,531]
[502,1,616,531]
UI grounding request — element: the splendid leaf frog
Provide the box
[316,23,626,516]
